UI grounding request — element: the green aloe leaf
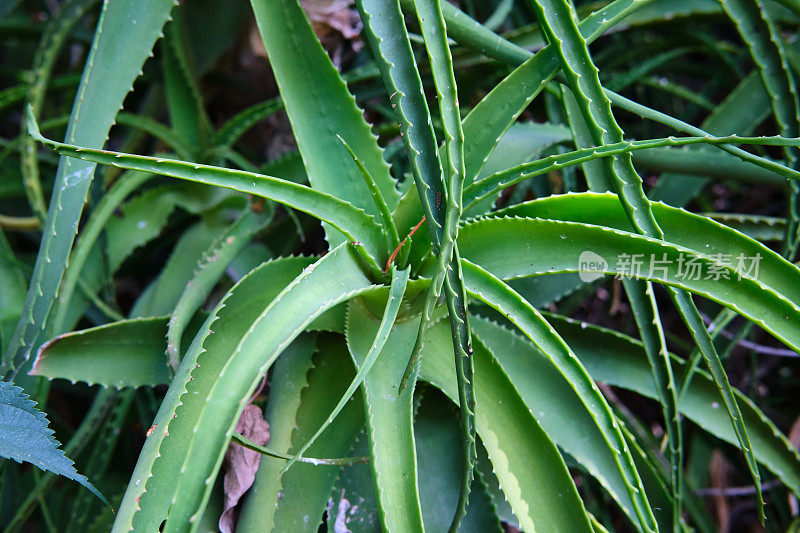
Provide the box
[346,297,425,532]
[498,193,800,306]
[442,0,799,191]
[285,266,409,472]
[30,317,172,388]
[339,137,400,253]
[235,336,317,532]
[120,245,376,531]
[459,0,651,182]
[544,313,800,499]
[562,82,681,525]
[52,176,229,335]
[413,391,503,533]
[2,0,178,378]
[458,216,800,352]
[458,260,655,530]
[112,255,315,531]
[649,70,771,205]
[464,133,800,209]
[356,0,445,247]
[409,2,475,528]
[470,316,674,530]
[211,97,282,150]
[166,210,269,370]
[708,213,785,242]
[27,114,386,263]
[250,0,398,248]
[461,210,791,514]
[720,0,800,253]
[20,0,99,221]
[0,381,107,504]
[418,319,593,532]
[161,7,212,153]
[270,338,367,533]
[528,0,763,510]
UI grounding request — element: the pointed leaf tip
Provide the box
[0,381,109,506]
[25,104,43,141]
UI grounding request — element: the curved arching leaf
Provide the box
[497,193,800,305]
[235,336,317,532]
[31,317,172,389]
[459,260,656,529]
[458,216,800,352]
[113,255,316,531]
[285,266,409,472]
[346,297,425,532]
[166,210,268,370]
[469,316,674,530]
[27,116,386,263]
[542,313,800,499]
[127,245,376,532]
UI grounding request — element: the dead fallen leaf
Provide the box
[300,0,361,41]
[710,449,731,532]
[300,0,362,66]
[219,404,270,533]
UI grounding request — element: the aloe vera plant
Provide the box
[3,0,800,531]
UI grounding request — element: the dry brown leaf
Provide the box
[300,0,362,41]
[218,404,270,533]
[710,449,731,532]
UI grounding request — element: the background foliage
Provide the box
[1,0,800,531]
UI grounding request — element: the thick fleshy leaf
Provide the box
[117,245,376,531]
[346,297,425,532]
[27,117,386,263]
[250,0,398,248]
[31,317,172,388]
[269,338,366,533]
[419,319,592,532]
[470,316,673,529]
[458,215,800,353]
[285,267,409,471]
[546,313,800,499]
[113,255,316,530]
[459,260,654,530]
[235,335,317,532]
